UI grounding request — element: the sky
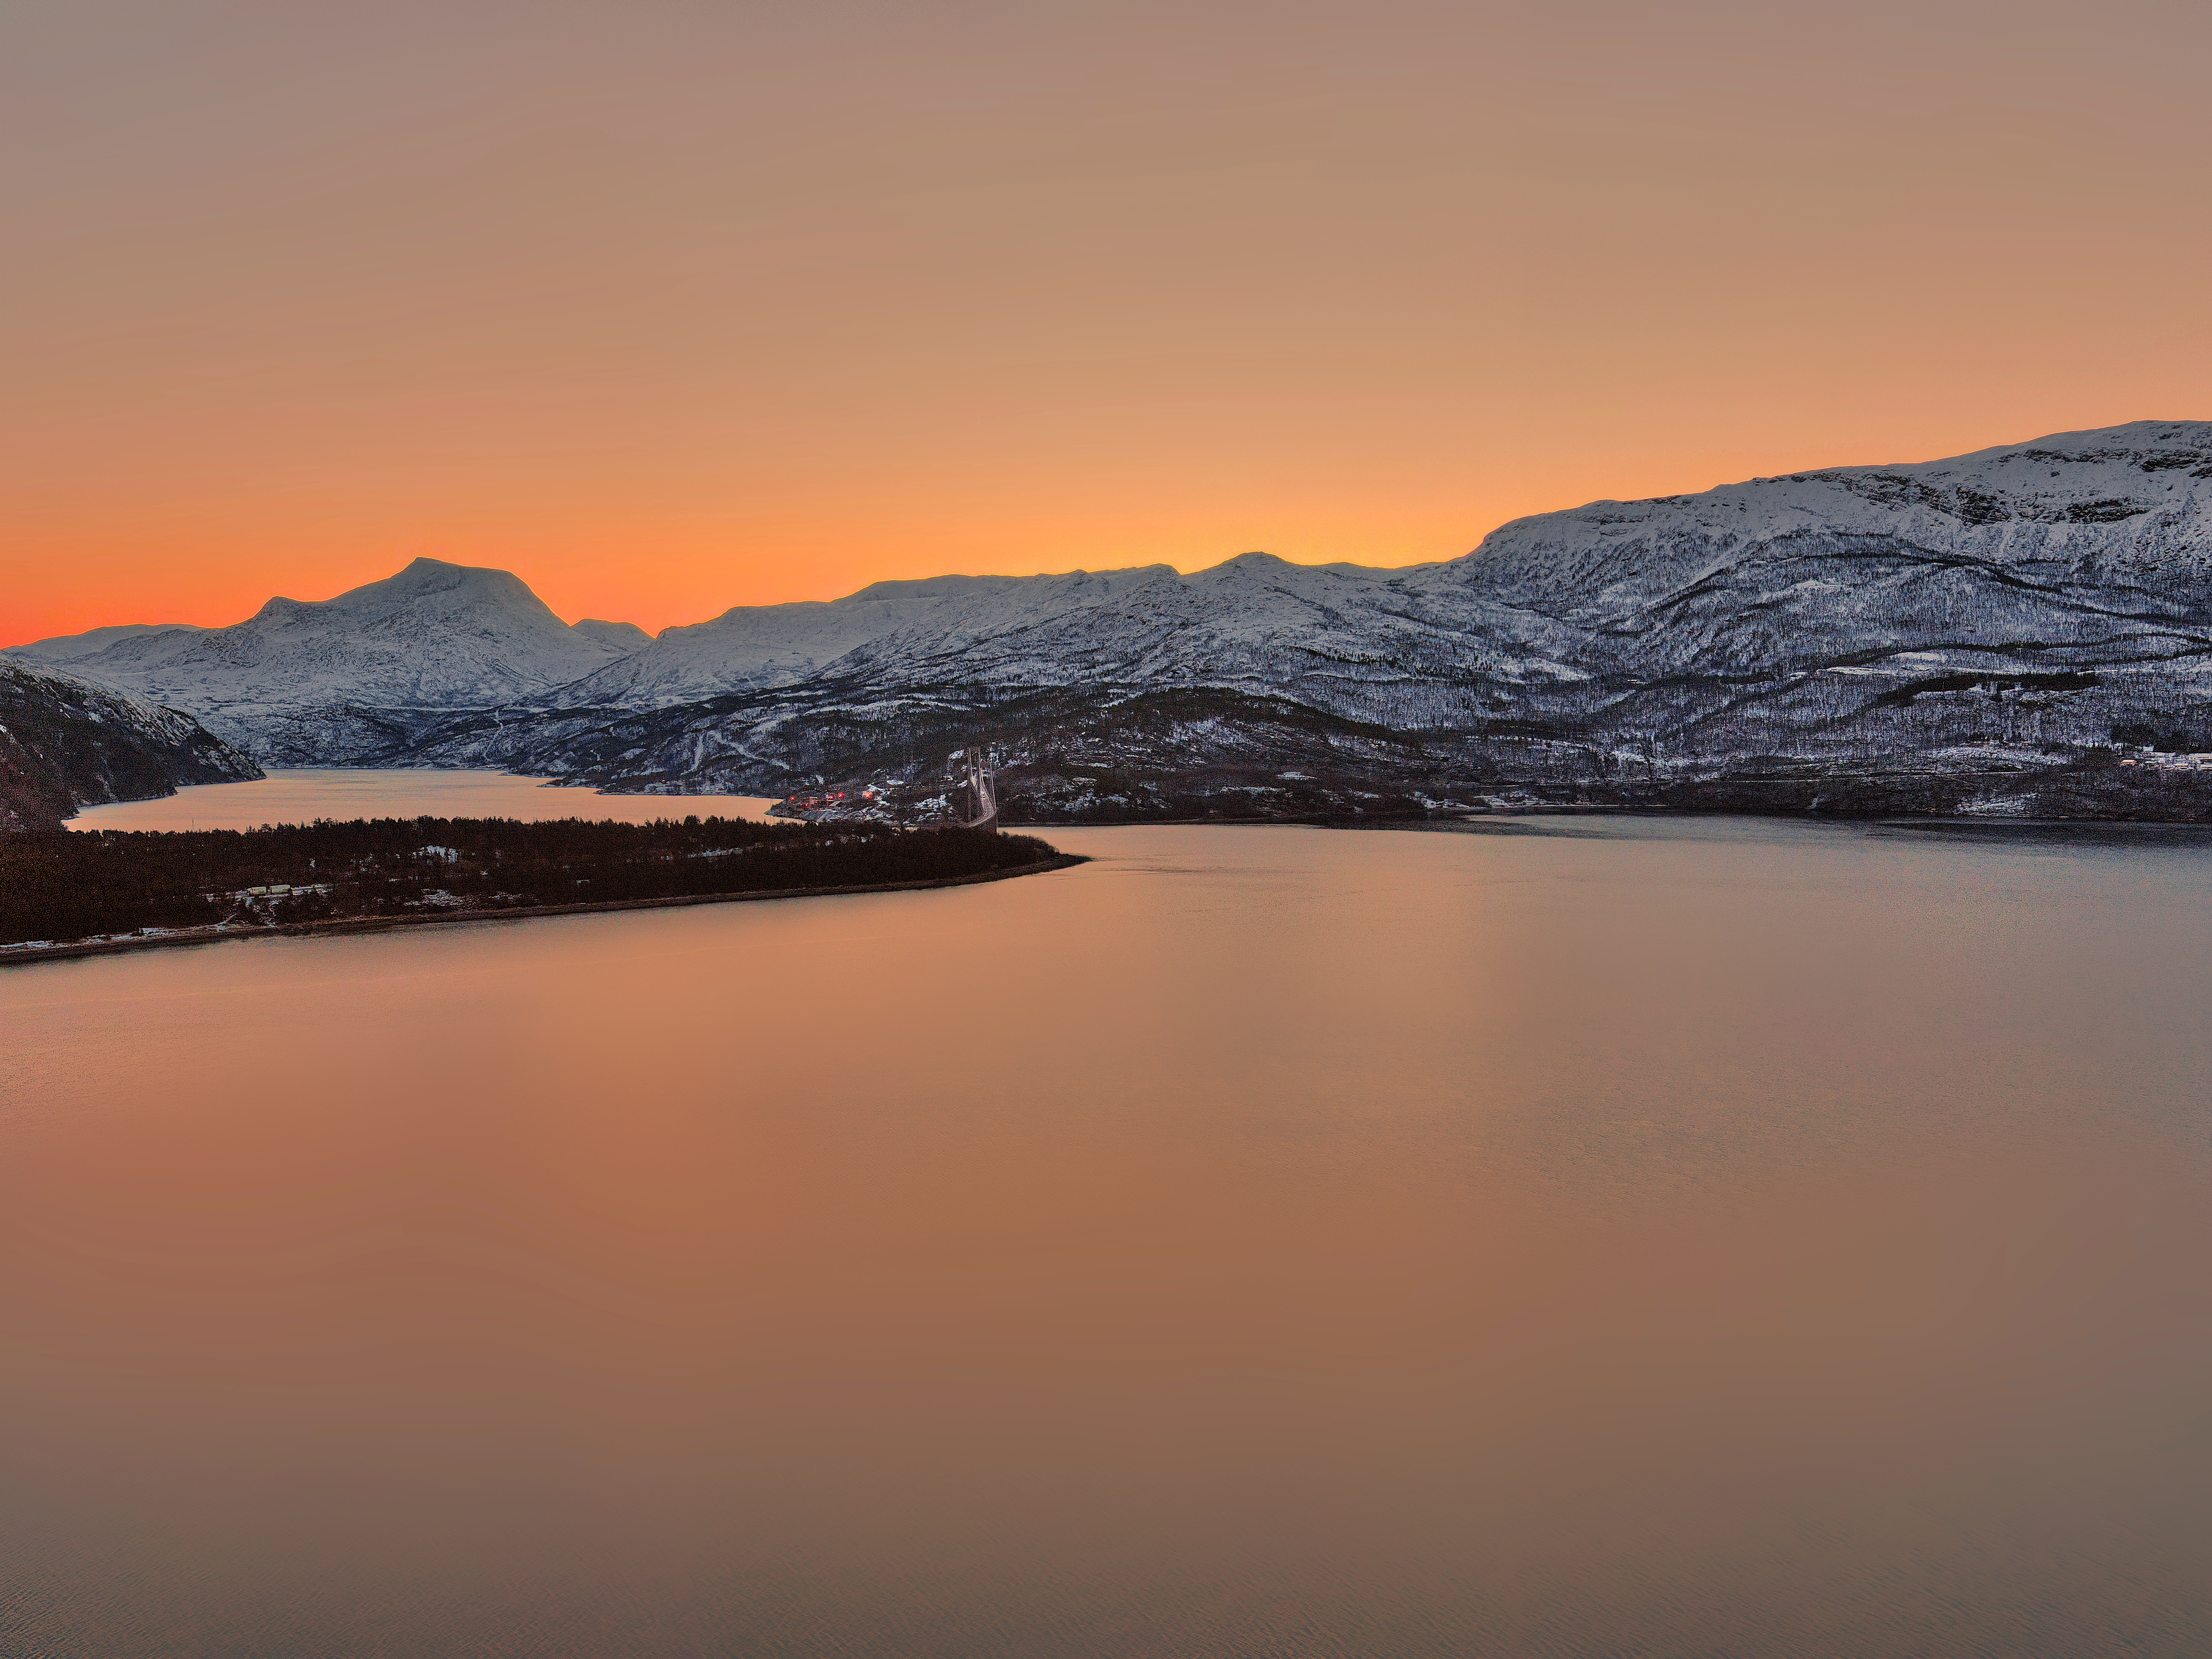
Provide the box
[4,0,2209,645]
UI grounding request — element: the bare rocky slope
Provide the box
[25,421,2212,821]
[0,660,263,832]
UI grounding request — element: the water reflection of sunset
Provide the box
[8,818,2210,1652]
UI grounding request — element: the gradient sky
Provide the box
[5,0,2209,644]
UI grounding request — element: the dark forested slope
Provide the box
[0,660,262,832]
[1,816,1060,947]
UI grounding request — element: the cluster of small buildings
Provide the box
[213,882,335,901]
[2116,752,2212,771]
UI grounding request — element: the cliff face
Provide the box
[0,661,263,832]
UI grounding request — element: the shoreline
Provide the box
[1002,804,2212,831]
[1,853,1089,968]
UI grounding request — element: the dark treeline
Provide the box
[0,816,1060,945]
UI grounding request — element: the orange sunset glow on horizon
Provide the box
[6,0,2209,647]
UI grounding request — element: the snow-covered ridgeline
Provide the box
[16,421,2212,784]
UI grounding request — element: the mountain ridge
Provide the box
[22,422,2212,820]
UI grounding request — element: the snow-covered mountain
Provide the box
[400,421,2212,817]
[19,559,643,761]
[1461,420,2212,601]
[1392,418,2212,773]
[1421,418,2212,667]
[0,659,261,831]
[30,422,2212,819]
[507,418,2212,729]
[507,554,1584,728]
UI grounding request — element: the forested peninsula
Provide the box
[1,816,1073,958]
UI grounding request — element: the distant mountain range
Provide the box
[18,420,2212,822]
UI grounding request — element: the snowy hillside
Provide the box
[1443,420,2212,624]
[521,554,1585,738]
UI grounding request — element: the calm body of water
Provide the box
[70,768,782,830]
[6,776,2211,1656]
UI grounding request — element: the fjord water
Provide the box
[6,786,2211,1656]
[68,766,783,829]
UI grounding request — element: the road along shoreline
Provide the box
[2,853,1090,967]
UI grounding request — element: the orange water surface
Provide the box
[4,788,2210,1656]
